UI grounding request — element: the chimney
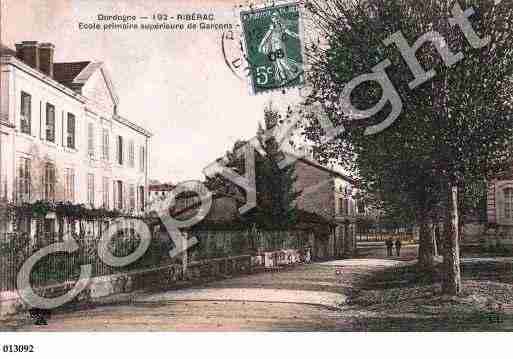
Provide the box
[38,43,55,77]
[15,41,40,70]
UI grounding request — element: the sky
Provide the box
[1,0,302,183]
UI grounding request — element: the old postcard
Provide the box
[1,0,513,356]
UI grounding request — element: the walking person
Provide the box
[395,238,402,257]
[385,238,393,257]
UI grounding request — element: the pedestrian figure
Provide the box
[385,238,393,257]
[395,239,402,257]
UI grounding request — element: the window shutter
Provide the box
[67,114,75,149]
[20,92,31,134]
[46,103,55,142]
[113,181,117,209]
[117,136,124,165]
[103,130,110,161]
[88,123,94,158]
[488,181,497,224]
[123,185,127,210]
[140,146,146,173]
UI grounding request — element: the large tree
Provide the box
[251,105,302,228]
[304,0,513,294]
[205,105,301,228]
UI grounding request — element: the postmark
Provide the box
[221,28,252,82]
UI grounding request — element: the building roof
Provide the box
[295,156,358,185]
[149,184,175,191]
[0,43,16,56]
[295,209,334,225]
[2,41,152,138]
[53,61,91,88]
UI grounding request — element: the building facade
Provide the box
[148,183,175,204]
[293,158,362,258]
[0,41,152,227]
[480,174,513,246]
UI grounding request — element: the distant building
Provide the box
[481,174,513,246]
[173,157,362,260]
[148,181,211,216]
[148,183,175,203]
[293,157,362,258]
[0,41,152,233]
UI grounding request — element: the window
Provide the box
[338,197,348,215]
[18,158,31,202]
[139,146,146,173]
[357,199,365,214]
[43,162,56,201]
[505,188,513,219]
[43,218,55,235]
[102,129,110,161]
[45,103,55,142]
[67,113,76,149]
[116,180,123,210]
[20,92,31,135]
[138,186,145,212]
[87,174,95,207]
[117,136,124,165]
[103,177,110,208]
[129,185,136,210]
[128,140,135,168]
[87,123,95,158]
[64,168,75,202]
[17,217,31,235]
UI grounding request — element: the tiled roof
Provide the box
[149,184,175,191]
[0,43,16,56]
[295,209,334,225]
[0,45,91,87]
[53,61,91,87]
[296,157,359,185]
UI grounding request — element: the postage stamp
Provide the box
[240,2,305,94]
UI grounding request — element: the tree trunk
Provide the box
[418,210,435,268]
[442,185,462,295]
[432,222,440,257]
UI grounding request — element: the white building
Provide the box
[148,183,175,203]
[0,41,152,225]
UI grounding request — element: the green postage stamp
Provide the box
[240,2,305,94]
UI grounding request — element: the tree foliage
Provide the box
[250,105,302,228]
[205,105,302,228]
[303,0,513,293]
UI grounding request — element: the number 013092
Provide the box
[2,344,35,353]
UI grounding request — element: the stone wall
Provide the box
[189,229,313,260]
[478,225,513,249]
[0,255,252,318]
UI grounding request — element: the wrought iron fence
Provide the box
[189,229,311,260]
[356,227,416,243]
[0,230,174,292]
